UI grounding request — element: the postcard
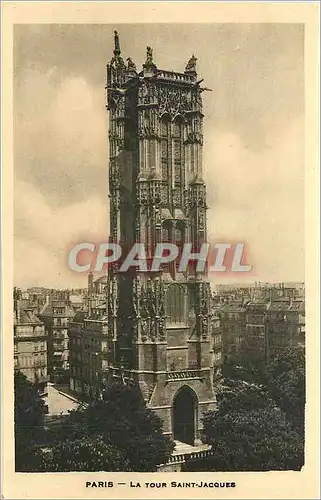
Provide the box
[1,2,319,499]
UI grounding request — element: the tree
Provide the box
[14,370,45,428]
[223,348,305,436]
[223,356,266,383]
[202,379,304,471]
[36,438,131,472]
[14,371,46,471]
[263,349,305,436]
[38,382,175,472]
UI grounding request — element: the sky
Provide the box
[14,24,304,289]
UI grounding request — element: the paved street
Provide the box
[45,382,79,416]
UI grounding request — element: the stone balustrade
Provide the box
[166,369,203,381]
[157,70,194,83]
[163,448,214,466]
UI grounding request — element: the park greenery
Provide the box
[14,372,174,472]
[201,348,305,471]
[15,348,305,472]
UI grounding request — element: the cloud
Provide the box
[205,117,304,283]
[15,69,108,208]
[14,116,304,288]
[13,24,305,288]
[14,179,108,288]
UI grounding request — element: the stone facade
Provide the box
[13,288,48,396]
[68,275,111,398]
[69,313,109,398]
[105,32,219,444]
[266,299,305,357]
[216,301,247,365]
[215,296,305,365]
[40,300,75,383]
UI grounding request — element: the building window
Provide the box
[147,140,156,169]
[161,221,172,273]
[173,122,181,138]
[166,284,186,325]
[161,120,168,138]
[175,225,184,244]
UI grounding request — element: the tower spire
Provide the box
[109,30,125,70]
[113,30,121,57]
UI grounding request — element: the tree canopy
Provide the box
[263,349,305,435]
[14,370,46,471]
[14,370,45,429]
[21,381,174,472]
[223,348,305,434]
[62,383,175,471]
[38,438,131,472]
[202,348,305,471]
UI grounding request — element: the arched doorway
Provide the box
[173,386,197,445]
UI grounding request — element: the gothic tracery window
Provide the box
[161,120,168,137]
[175,223,185,270]
[162,226,169,243]
[166,284,186,325]
[161,118,169,181]
[147,140,156,169]
[161,221,173,274]
[173,119,183,190]
[175,227,183,243]
[173,121,180,138]
[161,221,171,243]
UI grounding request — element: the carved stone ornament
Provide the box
[138,125,157,139]
[186,130,203,144]
[185,54,197,73]
[155,207,161,227]
[126,57,136,72]
[146,47,153,65]
[158,87,191,118]
[141,315,150,342]
[202,315,209,339]
[137,182,149,205]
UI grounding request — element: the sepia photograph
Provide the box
[1,2,319,499]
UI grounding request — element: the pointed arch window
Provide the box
[175,222,185,269]
[166,284,187,326]
[161,220,172,243]
[161,117,170,181]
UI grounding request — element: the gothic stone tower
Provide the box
[106,31,216,445]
